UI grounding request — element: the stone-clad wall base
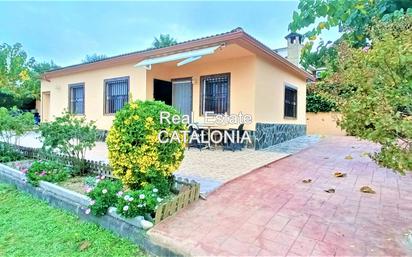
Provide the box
[255,123,306,150]
[0,163,182,257]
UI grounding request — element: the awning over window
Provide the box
[135,45,221,69]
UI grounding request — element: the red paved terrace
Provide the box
[149,136,412,256]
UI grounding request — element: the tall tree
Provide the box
[0,43,34,97]
[318,15,412,173]
[152,34,177,48]
[290,0,411,46]
[290,0,411,68]
[0,43,59,109]
[82,54,107,63]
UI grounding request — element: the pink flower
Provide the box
[102,189,108,194]
[21,168,28,174]
[85,187,92,193]
[116,191,123,197]
[40,171,46,176]
[362,46,370,52]
[100,175,106,180]
[85,208,91,215]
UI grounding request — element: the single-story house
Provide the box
[41,28,313,149]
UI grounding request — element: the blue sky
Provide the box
[1,1,339,67]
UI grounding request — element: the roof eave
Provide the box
[43,30,245,78]
[42,28,314,81]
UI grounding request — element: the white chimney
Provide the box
[285,32,303,66]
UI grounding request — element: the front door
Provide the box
[172,79,192,117]
[41,91,50,122]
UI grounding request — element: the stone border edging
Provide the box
[0,163,182,257]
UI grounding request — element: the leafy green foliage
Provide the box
[152,34,177,48]
[0,43,58,105]
[301,40,338,69]
[306,91,337,112]
[0,144,22,163]
[0,183,144,257]
[107,100,185,189]
[290,0,411,71]
[319,15,412,173]
[0,107,34,162]
[39,112,98,175]
[116,185,163,218]
[0,107,34,143]
[289,0,411,46]
[26,160,70,186]
[87,179,123,216]
[82,54,108,63]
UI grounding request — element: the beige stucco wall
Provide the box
[306,112,346,135]
[40,43,308,131]
[254,57,307,125]
[41,63,147,129]
[146,55,256,130]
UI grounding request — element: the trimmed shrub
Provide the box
[106,100,185,190]
[0,107,34,162]
[116,185,163,218]
[26,160,70,186]
[306,91,337,113]
[86,179,123,216]
[39,111,98,175]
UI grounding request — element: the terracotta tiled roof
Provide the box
[47,28,245,73]
[43,27,313,80]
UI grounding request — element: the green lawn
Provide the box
[0,183,146,257]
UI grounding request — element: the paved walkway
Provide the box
[11,132,319,195]
[176,136,319,195]
[149,136,412,256]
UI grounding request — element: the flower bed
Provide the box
[0,101,200,228]
[0,163,180,257]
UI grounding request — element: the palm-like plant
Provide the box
[152,34,177,48]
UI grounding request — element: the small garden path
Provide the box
[149,136,412,256]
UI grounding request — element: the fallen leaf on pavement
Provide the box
[360,186,376,194]
[334,172,347,178]
[325,188,335,193]
[345,155,353,160]
[79,240,91,251]
[302,179,312,183]
[361,152,369,157]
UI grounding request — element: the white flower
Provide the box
[139,194,145,199]
[116,191,123,197]
[128,197,134,202]
[123,205,129,211]
[124,195,130,201]
[102,189,108,194]
[85,208,91,215]
[153,188,158,193]
[100,175,106,180]
[137,204,143,208]
[157,197,163,202]
[90,200,96,206]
